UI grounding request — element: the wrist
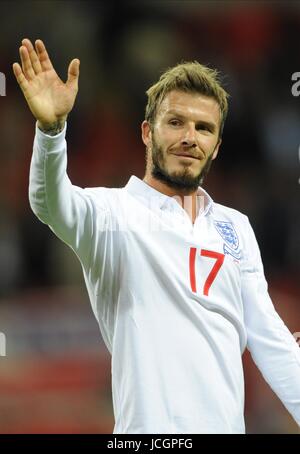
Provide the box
[37,118,67,136]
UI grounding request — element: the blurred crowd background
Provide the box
[0,0,299,434]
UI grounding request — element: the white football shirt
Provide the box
[29,123,300,433]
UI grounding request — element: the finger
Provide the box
[12,62,29,93]
[19,45,35,80]
[21,38,42,74]
[66,59,80,89]
[35,39,54,71]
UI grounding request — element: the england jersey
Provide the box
[29,123,300,433]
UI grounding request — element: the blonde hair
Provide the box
[145,61,229,137]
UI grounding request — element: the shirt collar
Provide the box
[125,175,214,218]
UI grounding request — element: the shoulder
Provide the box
[83,186,122,199]
[79,186,124,213]
[212,201,250,227]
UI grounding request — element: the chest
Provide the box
[117,215,243,304]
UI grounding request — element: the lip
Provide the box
[171,153,200,160]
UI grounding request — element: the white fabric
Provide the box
[28,122,300,433]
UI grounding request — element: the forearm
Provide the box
[29,122,93,263]
[242,219,300,427]
[243,276,300,426]
[29,121,68,224]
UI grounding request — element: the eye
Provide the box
[169,118,181,126]
[196,123,213,132]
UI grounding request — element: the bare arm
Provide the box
[12,38,80,135]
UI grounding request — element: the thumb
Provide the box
[66,58,80,89]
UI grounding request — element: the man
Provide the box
[13,38,300,434]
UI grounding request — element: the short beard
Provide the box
[149,136,214,192]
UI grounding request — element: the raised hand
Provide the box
[13,38,80,134]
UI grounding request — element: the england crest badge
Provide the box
[213,220,242,260]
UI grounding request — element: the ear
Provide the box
[212,138,221,160]
[141,120,152,147]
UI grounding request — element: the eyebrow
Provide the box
[165,110,217,132]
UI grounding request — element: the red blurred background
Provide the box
[0,0,299,433]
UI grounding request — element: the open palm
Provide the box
[13,38,80,127]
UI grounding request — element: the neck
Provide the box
[143,174,200,224]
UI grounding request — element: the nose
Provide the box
[181,125,197,148]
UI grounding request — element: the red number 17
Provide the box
[189,248,225,296]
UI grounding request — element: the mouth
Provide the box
[171,153,201,160]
